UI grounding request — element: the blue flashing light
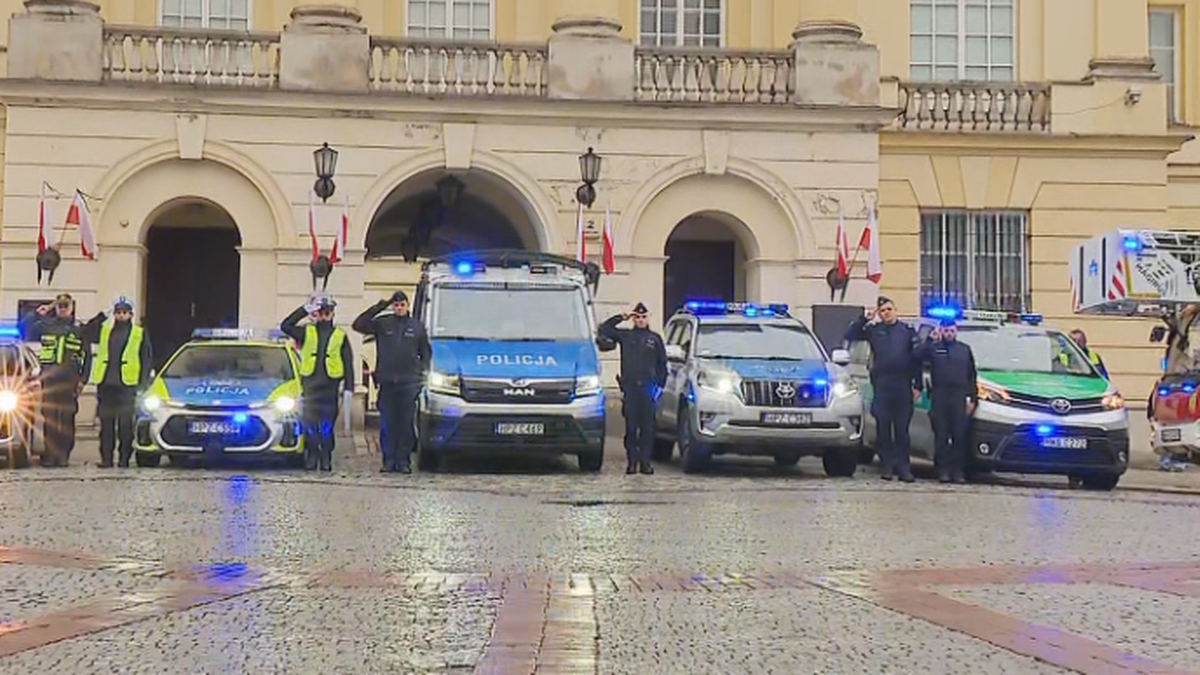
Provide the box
[0,326,21,338]
[813,378,828,388]
[1018,313,1043,326]
[1185,384,1197,394]
[1159,387,1171,397]
[1035,424,1053,437]
[454,260,475,275]
[1122,235,1142,252]
[683,300,789,317]
[232,412,249,424]
[926,305,962,322]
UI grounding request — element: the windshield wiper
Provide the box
[701,354,804,361]
[436,335,488,341]
[513,337,556,342]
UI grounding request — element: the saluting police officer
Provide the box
[844,296,923,483]
[914,319,977,483]
[88,296,152,468]
[599,302,667,475]
[20,293,104,467]
[352,291,430,474]
[281,293,354,472]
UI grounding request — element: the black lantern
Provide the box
[436,175,464,209]
[313,142,338,202]
[576,147,602,209]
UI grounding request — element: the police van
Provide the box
[413,250,606,472]
[655,301,864,475]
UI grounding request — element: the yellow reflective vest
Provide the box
[298,324,346,379]
[90,321,144,386]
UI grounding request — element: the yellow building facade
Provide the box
[0,0,1192,410]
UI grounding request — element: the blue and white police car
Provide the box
[414,250,606,472]
[655,301,864,475]
[133,328,305,467]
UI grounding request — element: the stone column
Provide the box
[789,19,879,107]
[744,259,793,304]
[1087,0,1156,82]
[237,248,279,329]
[279,5,370,93]
[547,16,634,101]
[97,244,146,319]
[8,0,104,81]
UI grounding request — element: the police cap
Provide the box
[113,295,133,312]
[390,290,409,304]
[631,302,649,315]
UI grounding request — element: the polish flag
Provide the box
[37,182,47,254]
[835,209,850,278]
[575,201,586,263]
[65,190,96,259]
[330,195,349,265]
[602,203,615,274]
[308,190,319,261]
[860,208,883,284]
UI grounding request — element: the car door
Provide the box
[846,338,874,443]
[659,318,691,431]
[910,320,938,460]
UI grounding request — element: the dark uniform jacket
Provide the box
[914,338,978,400]
[351,301,430,387]
[20,311,104,384]
[844,315,923,391]
[281,308,355,398]
[599,316,667,389]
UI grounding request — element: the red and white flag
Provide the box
[602,203,615,274]
[330,195,349,265]
[37,182,48,254]
[575,202,586,263]
[65,190,96,259]
[860,207,883,284]
[308,190,319,261]
[835,208,850,278]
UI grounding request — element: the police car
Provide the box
[655,301,864,475]
[846,307,1130,490]
[0,323,41,468]
[133,328,305,467]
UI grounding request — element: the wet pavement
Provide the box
[0,438,1198,673]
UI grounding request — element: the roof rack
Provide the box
[422,249,601,291]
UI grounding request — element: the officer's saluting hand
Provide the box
[599,302,667,476]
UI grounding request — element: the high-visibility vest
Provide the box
[90,322,144,386]
[298,324,346,379]
[39,332,84,367]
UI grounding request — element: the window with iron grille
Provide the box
[640,0,722,47]
[919,210,1030,312]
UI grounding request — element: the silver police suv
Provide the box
[653,301,864,475]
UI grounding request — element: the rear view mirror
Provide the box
[830,349,851,366]
[1150,326,1167,343]
[665,345,686,363]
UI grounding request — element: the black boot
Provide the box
[98,453,114,469]
[625,461,637,475]
[639,462,655,475]
[319,446,332,472]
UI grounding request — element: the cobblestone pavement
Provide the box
[0,437,1198,673]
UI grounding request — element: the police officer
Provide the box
[1069,329,1109,379]
[88,296,151,468]
[352,291,430,474]
[281,293,354,472]
[20,293,104,467]
[844,297,922,482]
[599,302,667,475]
[914,320,977,483]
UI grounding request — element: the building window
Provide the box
[920,211,1029,312]
[407,0,492,40]
[160,0,249,29]
[1150,8,1181,123]
[640,0,722,47]
[910,0,1015,82]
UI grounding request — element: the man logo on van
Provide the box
[476,354,560,366]
[503,388,536,397]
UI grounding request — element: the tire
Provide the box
[135,452,163,468]
[774,451,802,467]
[857,445,876,465]
[652,436,675,462]
[822,446,858,478]
[678,409,712,474]
[417,440,440,472]
[1079,474,1120,491]
[578,447,604,473]
[6,441,30,469]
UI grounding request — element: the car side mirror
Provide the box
[595,335,617,353]
[148,369,157,379]
[1150,326,1167,343]
[831,349,851,366]
[665,345,686,363]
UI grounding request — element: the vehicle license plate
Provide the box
[495,422,544,435]
[1041,436,1087,449]
[189,420,239,435]
[761,412,811,427]
[1162,428,1183,443]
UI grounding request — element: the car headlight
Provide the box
[977,383,1010,404]
[274,396,297,413]
[141,395,162,412]
[0,390,18,413]
[1103,392,1125,410]
[831,381,857,398]
[697,370,737,394]
[428,371,460,396]
[575,374,602,396]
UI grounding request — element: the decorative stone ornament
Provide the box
[36,247,61,285]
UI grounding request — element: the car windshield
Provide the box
[696,323,826,361]
[431,286,591,341]
[162,344,294,380]
[958,327,1096,376]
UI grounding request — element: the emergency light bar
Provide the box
[191,328,289,341]
[0,325,21,339]
[925,306,1043,325]
[683,300,790,317]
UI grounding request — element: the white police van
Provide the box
[413,250,606,472]
[655,301,864,475]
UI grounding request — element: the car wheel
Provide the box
[822,446,858,477]
[773,451,802,467]
[652,436,675,462]
[1079,474,1120,491]
[578,447,604,473]
[6,441,30,469]
[857,446,876,465]
[135,452,163,468]
[678,409,712,474]
[417,440,440,473]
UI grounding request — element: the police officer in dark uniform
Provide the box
[352,291,430,474]
[844,296,922,482]
[599,302,667,475]
[88,296,152,468]
[281,293,354,472]
[20,293,104,467]
[914,319,978,483]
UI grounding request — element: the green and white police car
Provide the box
[846,308,1130,490]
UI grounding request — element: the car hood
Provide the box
[703,357,829,381]
[431,339,599,378]
[160,377,286,406]
[979,370,1111,399]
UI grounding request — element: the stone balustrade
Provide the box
[369,38,548,97]
[633,48,794,104]
[897,81,1053,132]
[103,25,280,87]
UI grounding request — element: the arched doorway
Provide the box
[663,212,750,315]
[144,199,241,367]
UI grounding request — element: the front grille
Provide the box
[426,414,601,448]
[989,424,1122,468]
[460,377,574,405]
[160,414,272,448]
[1005,392,1106,416]
[739,380,826,409]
